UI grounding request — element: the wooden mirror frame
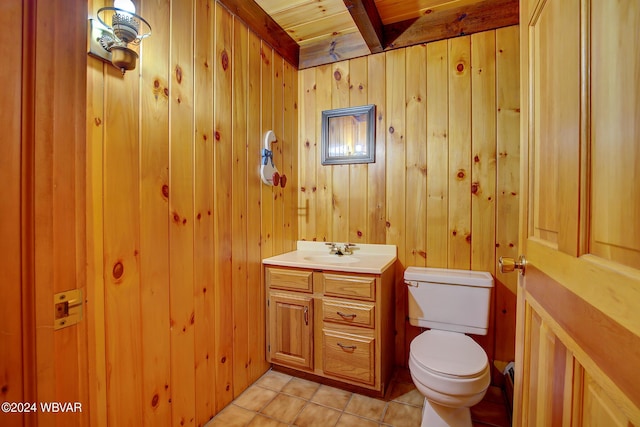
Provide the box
[321,104,376,165]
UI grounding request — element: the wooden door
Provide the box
[514,0,640,425]
[268,293,314,370]
[0,1,88,427]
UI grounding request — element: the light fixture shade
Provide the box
[96,7,150,45]
[112,11,140,43]
[91,6,151,75]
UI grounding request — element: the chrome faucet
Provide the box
[325,242,357,256]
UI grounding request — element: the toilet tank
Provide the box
[404,267,494,335]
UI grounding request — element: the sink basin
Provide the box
[304,255,361,264]
[263,241,397,274]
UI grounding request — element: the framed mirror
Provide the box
[321,104,376,165]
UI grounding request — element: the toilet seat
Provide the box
[410,330,488,379]
[409,330,491,408]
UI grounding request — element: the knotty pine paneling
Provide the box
[139,0,172,424]
[247,30,268,383]
[470,29,497,371]
[366,53,387,245]
[193,0,215,422]
[298,26,520,370]
[102,32,145,426]
[494,26,520,371]
[425,40,449,269]
[283,60,299,253]
[348,57,369,244]
[231,12,250,401]
[261,45,275,258]
[213,3,234,412]
[448,36,473,271]
[385,48,408,368]
[405,44,428,268]
[87,1,298,425]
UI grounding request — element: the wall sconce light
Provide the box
[88,0,151,75]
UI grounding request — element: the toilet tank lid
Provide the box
[404,267,493,288]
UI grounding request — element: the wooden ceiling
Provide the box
[218,0,519,69]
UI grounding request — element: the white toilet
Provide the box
[404,267,494,427]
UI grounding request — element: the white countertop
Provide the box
[262,241,397,274]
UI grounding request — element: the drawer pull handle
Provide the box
[337,343,357,351]
[337,311,356,319]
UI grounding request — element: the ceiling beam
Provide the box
[217,0,300,68]
[300,0,519,69]
[299,32,371,69]
[343,0,385,54]
[384,0,519,50]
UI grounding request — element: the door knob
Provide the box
[499,255,527,275]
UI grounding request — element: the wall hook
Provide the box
[260,130,286,187]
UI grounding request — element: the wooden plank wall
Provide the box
[87,1,297,425]
[298,26,520,372]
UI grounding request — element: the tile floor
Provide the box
[205,369,511,427]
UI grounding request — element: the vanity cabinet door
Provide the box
[268,292,314,371]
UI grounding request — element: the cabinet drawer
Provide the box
[323,299,375,329]
[267,268,313,292]
[323,273,375,301]
[323,330,374,385]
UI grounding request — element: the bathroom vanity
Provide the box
[262,242,396,395]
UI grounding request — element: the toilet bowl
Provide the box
[403,267,494,427]
[409,330,490,427]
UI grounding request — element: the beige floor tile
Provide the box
[344,394,386,421]
[247,414,290,427]
[382,401,423,427]
[336,413,381,427]
[204,404,256,427]
[294,402,342,427]
[206,369,512,427]
[234,385,278,412]
[260,393,307,424]
[281,377,321,400]
[311,385,352,411]
[256,370,293,392]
